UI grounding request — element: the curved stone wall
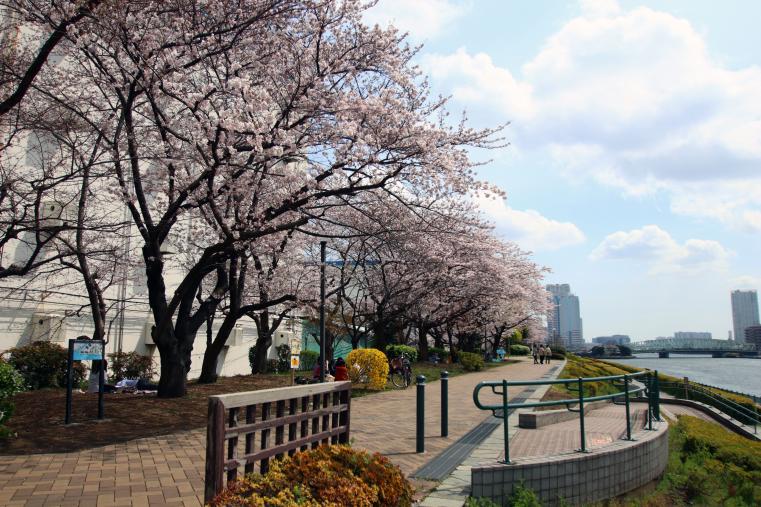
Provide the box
[471,420,669,506]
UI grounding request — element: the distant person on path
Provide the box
[545,345,552,364]
[539,345,546,364]
[532,345,539,364]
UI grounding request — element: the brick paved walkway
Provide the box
[0,357,553,506]
[350,357,554,475]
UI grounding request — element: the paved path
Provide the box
[350,356,555,475]
[0,357,555,506]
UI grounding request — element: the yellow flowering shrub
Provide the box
[209,445,413,507]
[346,348,389,390]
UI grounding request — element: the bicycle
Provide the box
[388,353,413,388]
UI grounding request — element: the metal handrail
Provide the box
[473,371,658,464]
[659,381,759,432]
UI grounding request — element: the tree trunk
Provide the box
[197,339,225,384]
[156,345,188,397]
[198,314,237,383]
[251,312,272,374]
[417,324,430,361]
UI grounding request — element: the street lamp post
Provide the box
[319,241,326,382]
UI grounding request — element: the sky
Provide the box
[365,0,761,342]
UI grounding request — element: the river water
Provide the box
[611,353,761,397]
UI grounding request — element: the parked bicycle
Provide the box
[388,352,413,388]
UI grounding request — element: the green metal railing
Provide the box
[473,371,659,463]
[659,380,760,432]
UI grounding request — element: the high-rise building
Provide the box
[546,284,583,349]
[745,325,761,349]
[731,290,760,344]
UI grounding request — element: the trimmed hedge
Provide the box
[300,350,319,372]
[210,445,413,507]
[428,347,448,358]
[7,341,87,389]
[509,344,531,356]
[108,352,155,381]
[458,351,484,372]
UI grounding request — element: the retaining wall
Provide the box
[471,420,669,506]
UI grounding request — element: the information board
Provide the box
[289,337,302,355]
[73,340,103,360]
[290,354,300,369]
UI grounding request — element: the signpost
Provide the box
[65,338,105,424]
[289,337,301,385]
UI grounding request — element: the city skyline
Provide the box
[367,0,761,339]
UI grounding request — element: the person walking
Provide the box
[545,345,552,365]
[539,345,545,364]
[532,345,539,364]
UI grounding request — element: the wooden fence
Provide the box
[204,381,352,502]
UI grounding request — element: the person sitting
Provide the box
[334,357,349,381]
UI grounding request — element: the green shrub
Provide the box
[210,445,413,507]
[0,361,26,438]
[247,346,281,374]
[108,351,155,381]
[275,344,291,372]
[458,351,484,371]
[428,346,447,357]
[509,483,541,506]
[7,341,86,389]
[551,345,567,360]
[300,350,319,371]
[510,344,531,356]
[266,358,279,373]
[465,497,499,507]
[385,344,418,363]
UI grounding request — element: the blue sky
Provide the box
[366,0,761,341]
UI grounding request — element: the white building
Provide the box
[673,331,712,340]
[731,290,760,344]
[546,284,584,350]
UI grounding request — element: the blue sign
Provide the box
[73,340,103,360]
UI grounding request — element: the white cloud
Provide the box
[476,196,585,251]
[579,0,621,17]
[421,2,761,231]
[590,225,732,274]
[363,0,470,41]
[729,275,761,290]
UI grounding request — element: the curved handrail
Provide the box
[473,371,657,463]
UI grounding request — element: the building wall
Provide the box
[592,335,631,346]
[745,325,761,349]
[731,290,760,344]
[673,331,712,340]
[0,295,302,379]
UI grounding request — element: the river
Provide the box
[611,353,761,397]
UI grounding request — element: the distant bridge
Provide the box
[631,338,759,358]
